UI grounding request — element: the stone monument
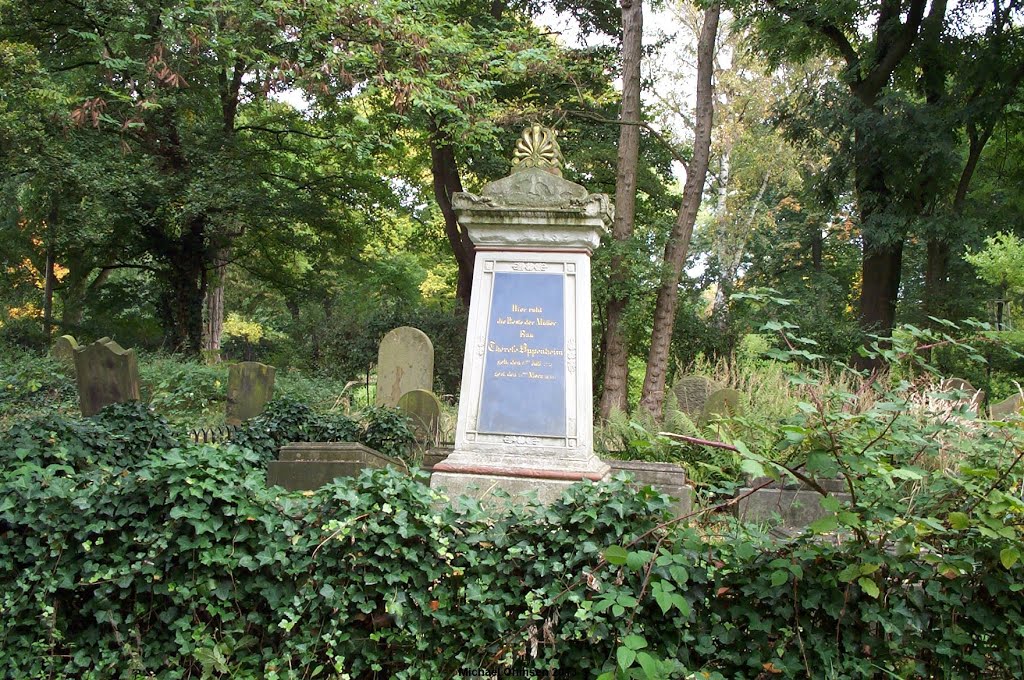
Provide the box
[226,361,276,425]
[50,334,79,366]
[375,327,434,407]
[73,337,141,416]
[396,388,442,444]
[430,125,613,504]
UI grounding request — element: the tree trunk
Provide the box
[42,243,55,341]
[923,239,949,318]
[161,218,207,355]
[638,1,719,417]
[858,236,904,335]
[597,0,644,420]
[202,250,228,357]
[429,128,474,308]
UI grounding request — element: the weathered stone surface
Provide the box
[226,361,275,425]
[672,376,721,419]
[267,442,402,491]
[736,477,851,528]
[375,327,433,407]
[936,377,984,415]
[606,459,693,516]
[431,471,589,507]
[50,334,79,365]
[73,337,141,416]
[991,393,1023,419]
[396,389,441,443]
[702,388,743,422]
[422,446,452,472]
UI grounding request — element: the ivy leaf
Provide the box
[616,646,636,670]
[1000,547,1020,570]
[948,512,970,530]
[858,577,880,599]
[604,545,628,566]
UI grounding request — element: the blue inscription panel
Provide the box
[477,272,566,437]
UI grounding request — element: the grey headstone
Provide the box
[606,459,693,516]
[396,389,442,444]
[51,334,79,366]
[737,476,851,529]
[702,388,743,422]
[226,361,276,425]
[375,327,433,407]
[672,375,721,419]
[267,442,402,492]
[991,393,1023,420]
[937,378,984,415]
[73,337,141,416]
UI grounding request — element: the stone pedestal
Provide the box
[736,477,851,528]
[431,127,613,505]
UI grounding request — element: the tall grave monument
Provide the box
[431,126,613,503]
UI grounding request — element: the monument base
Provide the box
[430,465,609,507]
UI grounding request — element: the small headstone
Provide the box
[375,327,433,407]
[226,362,276,425]
[267,442,402,491]
[672,376,721,419]
[702,388,743,422]
[990,393,1023,420]
[396,389,442,444]
[937,378,984,415]
[50,334,79,365]
[73,337,141,417]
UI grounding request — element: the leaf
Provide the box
[617,646,637,670]
[739,458,766,478]
[858,577,880,599]
[637,651,659,678]
[1000,547,1020,570]
[770,570,789,587]
[623,634,648,651]
[604,545,628,566]
[809,515,838,534]
[948,512,970,530]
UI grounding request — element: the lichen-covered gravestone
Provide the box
[375,327,434,408]
[226,362,276,425]
[991,393,1023,420]
[73,337,141,416]
[50,334,79,366]
[396,389,442,444]
[702,388,743,423]
[672,375,722,419]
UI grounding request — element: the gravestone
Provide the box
[397,389,442,444]
[267,442,402,491]
[375,327,434,408]
[937,377,984,415]
[991,393,1023,420]
[73,337,141,416]
[226,361,276,425]
[430,126,613,505]
[50,334,79,366]
[736,476,852,529]
[672,375,721,419]
[702,388,743,423]
[605,459,693,516]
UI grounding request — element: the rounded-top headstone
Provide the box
[51,334,79,365]
[701,388,743,423]
[226,361,276,425]
[376,327,434,408]
[673,375,722,419]
[396,389,442,443]
[990,393,1023,420]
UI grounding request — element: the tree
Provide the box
[728,0,1024,347]
[638,0,720,416]
[598,0,645,419]
[965,231,1024,329]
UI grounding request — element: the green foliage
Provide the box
[3,393,1024,677]
[0,349,76,424]
[965,231,1024,297]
